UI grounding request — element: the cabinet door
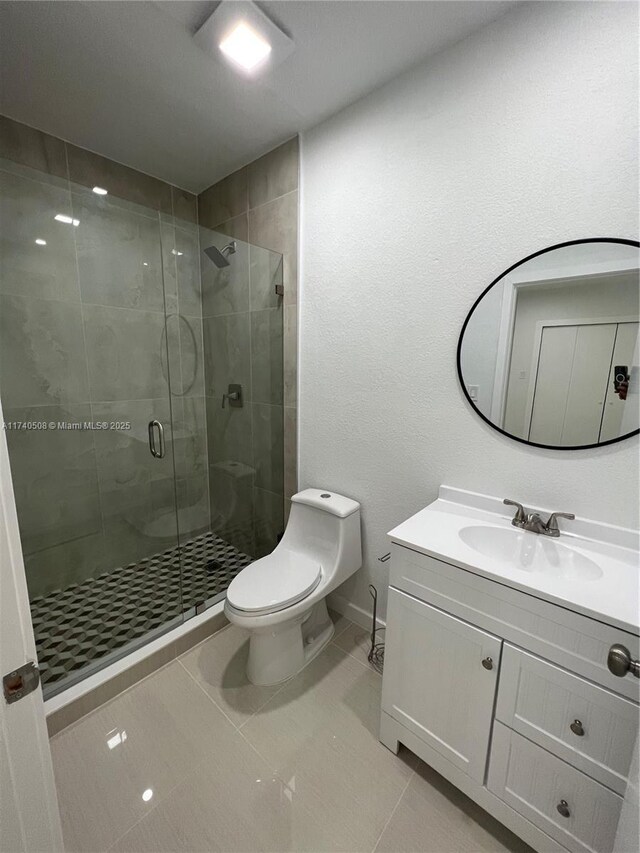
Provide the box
[381,588,502,782]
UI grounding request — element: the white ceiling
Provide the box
[0,1,517,192]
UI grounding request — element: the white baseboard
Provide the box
[328,591,386,632]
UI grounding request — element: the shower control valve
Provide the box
[222,384,243,409]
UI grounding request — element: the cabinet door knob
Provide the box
[481,657,493,670]
[570,719,584,737]
[556,800,571,818]
[607,644,640,678]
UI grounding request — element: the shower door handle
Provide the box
[148,420,165,459]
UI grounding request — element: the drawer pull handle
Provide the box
[607,644,640,678]
[570,719,585,737]
[556,800,571,819]
[481,657,493,670]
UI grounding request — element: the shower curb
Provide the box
[45,605,228,737]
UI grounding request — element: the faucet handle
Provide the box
[504,499,526,526]
[546,512,575,534]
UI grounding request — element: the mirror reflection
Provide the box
[459,240,640,448]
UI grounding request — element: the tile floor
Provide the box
[50,615,533,853]
[33,531,252,691]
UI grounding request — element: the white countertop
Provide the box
[388,486,640,635]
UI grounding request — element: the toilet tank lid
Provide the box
[291,489,360,518]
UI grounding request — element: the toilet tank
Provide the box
[280,489,362,581]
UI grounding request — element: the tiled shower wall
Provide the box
[0,115,296,600]
[198,137,298,551]
[0,115,208,598]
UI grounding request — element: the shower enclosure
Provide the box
[0,141,284,697]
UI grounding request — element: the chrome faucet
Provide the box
[503,499,575,538]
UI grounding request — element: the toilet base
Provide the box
[246,599,335,686]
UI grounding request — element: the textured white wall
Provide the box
[299,1,639,621]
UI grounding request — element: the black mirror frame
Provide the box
[456,237,640,451]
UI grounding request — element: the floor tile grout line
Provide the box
[175,657,241,730]
[235,722,331,820]
[175,637,291,733]
[49,654,182,741]
[104,723,248,853]
[62,620,418,853]
[329,614,352,641]
[234,723,336,837]
[97,654,255,850]
[330,639,382,676]
[235,626,378,734]
[370,765,416,853]
[104,742,208,852]
[236,673,294,731]
[236,725,277,769]
[175,619,232,660]
[176,659,292,795]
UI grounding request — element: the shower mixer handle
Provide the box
[222,391,239,407]
[222,384,243,409]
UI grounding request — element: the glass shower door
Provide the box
[196,225,285,608]
[0,157,184,697]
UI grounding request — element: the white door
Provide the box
[381,588,502,782]
[529,323,616,445]
[0,401,63,853]
[600,322,639,442]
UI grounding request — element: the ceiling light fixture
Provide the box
[35,238,47,246]
[194,1,294,78]
[55,214,80,226]
[219,21,271,72]
[92,186,108,196]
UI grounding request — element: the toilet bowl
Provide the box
[224,489,362,685]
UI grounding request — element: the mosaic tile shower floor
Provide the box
[30,531,252,688]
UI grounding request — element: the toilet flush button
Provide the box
[320,493,331,498]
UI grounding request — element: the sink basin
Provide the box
[459,525,603,581]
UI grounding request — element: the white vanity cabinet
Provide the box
[380,540,640,853]
[382,589,501,781]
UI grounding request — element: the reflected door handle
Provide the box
[148,420,165,459]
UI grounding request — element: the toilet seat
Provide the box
[226,550,322,615]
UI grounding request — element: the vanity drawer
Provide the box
[390,543,640,701]
[488,722,622,853]
[496,644,638,794]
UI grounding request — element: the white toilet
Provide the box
[224,488,362,685]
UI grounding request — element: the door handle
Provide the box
[148,420,165,459]
[607,644,640,678]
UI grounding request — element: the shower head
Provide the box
[204,241,237,268]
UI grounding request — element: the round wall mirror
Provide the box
[457,239,640,449]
